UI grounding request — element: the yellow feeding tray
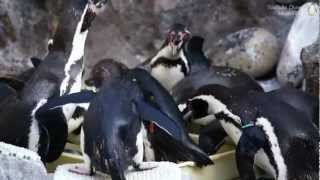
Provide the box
[48,136,239,180]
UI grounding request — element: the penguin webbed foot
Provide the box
[68,165,94,176]
[132,162,157,172]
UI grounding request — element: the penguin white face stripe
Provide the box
[29,99,48,152]
[256,117,287,180]
[192,95,241,124]
[60,4,89,96]
[150,45,180,65]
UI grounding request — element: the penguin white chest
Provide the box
[151,65,185,90]
[62,72,83,121]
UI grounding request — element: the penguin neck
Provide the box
[50,0,90,60]
[195,95,241,125]
[183,43,209,73]
[150,44,180,65]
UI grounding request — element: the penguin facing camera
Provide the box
[141,23,191,90]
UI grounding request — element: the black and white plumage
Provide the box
[142,23,191,90]
[40,68,213,180]
[0,0,107,162]
[171,36,263,104]
[184,85,319,180]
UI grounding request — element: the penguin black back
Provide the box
[267,87,319,127]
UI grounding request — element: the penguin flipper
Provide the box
[236,127,267,180]
[130,68,184,122]
[135,100,213,166]
[36,90,95,115]
[135,100,183,140]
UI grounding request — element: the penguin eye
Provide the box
[95,1,104,8]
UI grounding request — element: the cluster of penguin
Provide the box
[0,0,318,180]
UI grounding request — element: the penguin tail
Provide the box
[182,138,214,167]
[153,129,213,167]
[100,140,127,180]
[106,155,126,180]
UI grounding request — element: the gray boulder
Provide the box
[208,28,280,78]
[301,39,319,96]
[276,2,319,86]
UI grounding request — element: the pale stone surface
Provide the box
[208,28,280,78]
[54,162,182,180]
[301,39,319,96]
[276,3,319,86]
[0,142,48,180]
[257,77,282,92]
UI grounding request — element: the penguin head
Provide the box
[85,59,128,91]
[80,0,108,32]
[185,98,210,121]
[162,23,191,57]
[88,0,108,13]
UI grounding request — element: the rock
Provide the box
[301,39,319,96]
[276,2,319,87]
[84,0,294,69]
[257,77,282,92]
[207,28,280,78]
[0,0,54,77]
[0,0,295,77]
[54,162,182,180]
[0,142,48,180]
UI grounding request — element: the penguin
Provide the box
[266,86,319,127]
[141,23,191,90]
[67,59,128,144]
[171,35,263,104]
[38,68,213,179]
[0,0,107,162]
[184,84,319,180]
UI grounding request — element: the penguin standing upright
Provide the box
[39,67,213,180]
[142,23,191,90]
[67,59,128,143]
[0,0,107,162]
[184,85,319,180]
[171,35,263,104]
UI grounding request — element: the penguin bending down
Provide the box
[183,85,319,180]
[141,23,191,90]
[39,68,213,180]
[0,0,107,162]
[171,35,263,104]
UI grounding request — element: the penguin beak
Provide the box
[88,0,108,15]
